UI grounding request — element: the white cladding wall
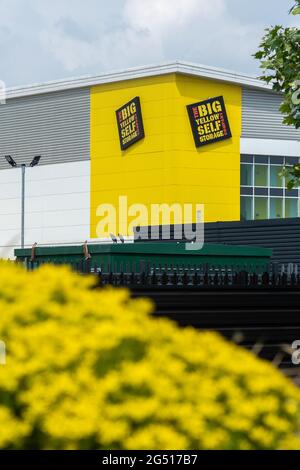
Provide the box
[0,161,90,259]
[241,138,300,157]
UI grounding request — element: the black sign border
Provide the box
[187,96,232,149]
[116,96,145,151]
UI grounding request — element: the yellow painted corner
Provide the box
[90,73,242,238]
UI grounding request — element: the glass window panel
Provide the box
[241,187,253,196]
[241,155,253,164]
[255,156,269,164]
[241,197,253,221]
[255,188,268,196]
[270,188,283,197]
[270,165,283,188]
[255,165,268,187]
[285,157,299,166]
[241,164,253,186]
[270,156,284,165]
[270,198,283,219]
[254,197,268,220]
[285,189,298,198]
[285,199,299,218]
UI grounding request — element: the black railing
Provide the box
[23,259,300,290]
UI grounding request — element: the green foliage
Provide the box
[291,0,300,15]
[255,1,300,187]
[280,164,300,190]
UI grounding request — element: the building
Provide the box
[0,61,299,259]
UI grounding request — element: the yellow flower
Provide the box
[0,261,299,450]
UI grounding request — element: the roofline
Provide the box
[4,60,273,100]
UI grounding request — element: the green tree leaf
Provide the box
[255,2,300,187]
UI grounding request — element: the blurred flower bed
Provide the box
[0,262,299,450]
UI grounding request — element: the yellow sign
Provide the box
[187,96,232,148]
[116,97,145,150]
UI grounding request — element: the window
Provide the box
[240,155,300,221]
[270,198,283,219]
[286,199,298,218]
[241,197,253,221]
[241,164,253,186]
[270,166,283,188]
[255,165,268,187]
[255,197,268,220]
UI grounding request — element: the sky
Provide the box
[0,0,298,88]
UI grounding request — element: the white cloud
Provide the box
[37,0,245,74]
[0,0,294,86]
[124,0,225,32]
[38,0,167,73]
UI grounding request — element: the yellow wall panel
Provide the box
[174,75,241,223]
[90,72,242,238]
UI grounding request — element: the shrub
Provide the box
[0,262,299,450]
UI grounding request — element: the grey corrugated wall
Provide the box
[242,87,300,141]
[204,218,300,265]
[0,88,90,170]
[134,219,300,265]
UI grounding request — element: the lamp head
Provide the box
[5,155,17,168]
[30,156,41,167]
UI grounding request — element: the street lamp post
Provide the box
[21,164,26,250]
[4,156,41,249]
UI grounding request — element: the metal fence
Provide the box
[23,259,300,290]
